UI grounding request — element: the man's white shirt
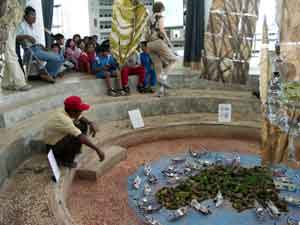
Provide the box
[17,21,41,47]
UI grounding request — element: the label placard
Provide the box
[218,104,232,123]
[47,150,61,183]
[128,109,145,129]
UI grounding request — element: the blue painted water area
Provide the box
[128,152,300,225]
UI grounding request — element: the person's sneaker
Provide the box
[107,89,119,97]
[123,86,131,95]
[62,161,77,168]
[16,84,32,91]
[40,73,56,84]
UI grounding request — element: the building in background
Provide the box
[52,0,90,38]
[89,0,154,42]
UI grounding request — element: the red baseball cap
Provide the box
[64,96,90,111]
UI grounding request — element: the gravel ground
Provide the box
[0,154,58,225]
[68,137,260,225]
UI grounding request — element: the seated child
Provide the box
[65,39,80,70]
[78,41,91,74]
[121,52,146,94]
[92,45,124,97]
[51,43,65,77]
[140,41,157,93]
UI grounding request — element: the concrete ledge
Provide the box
[102,122,262,148]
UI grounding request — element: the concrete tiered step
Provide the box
[0,73,253,128]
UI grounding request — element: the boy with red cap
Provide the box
[43,96,105,168]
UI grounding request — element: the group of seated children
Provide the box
[48,34,157,97]
[90,40,157,97]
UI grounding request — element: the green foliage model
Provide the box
[156,166,288,212]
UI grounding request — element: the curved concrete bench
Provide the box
[49,121,261,225]
[0,91,260,186]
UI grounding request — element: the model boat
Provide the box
[190,199,211,215]
[287,215,300,225]
[172,156,186,164]
[196,159,214,167]
[144,216,162,225]
[188,148,208,159]
[254,200,266,220]
[185,161,202,170]
[214,191,224,208]
[139,198,162,214]
[133,176,142,189]
[167,176,183,185]
[231,152,241,167]
[282,195,300,207]
[266,200,281,218]
[162,166,181,178]
[168,207,188,221]
[144,164,152,177]
[147,174,158,185]
[273,178,297,192]
[144,183,152,196]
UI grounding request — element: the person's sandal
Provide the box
[116,89,127,96]
[123,86,131,95]
[40,73,56,84]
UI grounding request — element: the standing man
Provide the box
[44,96,105,168]
[0,0,31,91]
[17,6,63,83]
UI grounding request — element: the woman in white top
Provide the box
[147,1,177,79]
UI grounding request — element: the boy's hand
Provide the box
[97,150,105,162]
[89,122,98,137]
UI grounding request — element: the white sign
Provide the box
[218,104,232,123]
[128,109,145,129]
[47,150,61,183]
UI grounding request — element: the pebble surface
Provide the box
[0,154,58,225]
[68,137,260,225]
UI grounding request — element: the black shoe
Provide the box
[137,85,146,93]
[123,86,131,95]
